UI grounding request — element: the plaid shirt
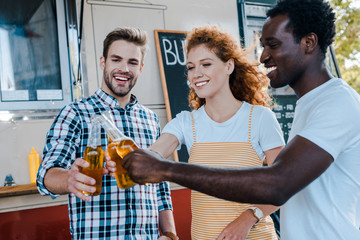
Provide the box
[37,89,172,240]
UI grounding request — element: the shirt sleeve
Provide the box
[156,181,173,212]
[257,107,285,151]
[37,105,82,199]
[297,97,359,160]
[162,111,189,151]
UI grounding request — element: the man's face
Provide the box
[260,14,305,89]
[100,40,143,98]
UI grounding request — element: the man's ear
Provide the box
[100,56,105,70]
[302,33,317,54]
[139,63,144,73]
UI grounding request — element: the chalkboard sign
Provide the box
[154,30,189,162]
[272,95,297,143]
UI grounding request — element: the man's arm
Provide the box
[44,158,107,201]
[123,135,333,206]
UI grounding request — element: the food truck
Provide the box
[0,0,340,238]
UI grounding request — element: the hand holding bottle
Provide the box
[67,158,98,201]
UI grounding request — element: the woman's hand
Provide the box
[216,210,257,240]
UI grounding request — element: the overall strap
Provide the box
[248,106,255,143]
[191,112,196,143]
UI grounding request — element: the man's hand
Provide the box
[44,158,109,201]
[67,158,97,201]
[122,149,170,184]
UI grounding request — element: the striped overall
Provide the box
[188,107,277,239]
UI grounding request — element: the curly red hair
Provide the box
[185,25,271,110]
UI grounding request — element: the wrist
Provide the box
[163,232,179,240]
[148,148,171,182]
[248,207,264,224]
[148,148,164,158]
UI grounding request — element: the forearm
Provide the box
[159,209,177,235]
[149,133,179,159]
[163,136,333,206]
[44,167,70,194]
[164,161,284,205]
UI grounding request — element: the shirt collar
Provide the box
[95,88,138,109]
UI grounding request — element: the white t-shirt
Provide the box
[162,102,285,161]
[281,78,360,240]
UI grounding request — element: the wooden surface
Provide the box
[0,183,38,198]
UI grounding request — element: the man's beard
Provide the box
[103,70,137,97]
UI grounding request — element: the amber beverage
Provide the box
[95,111,138,189]
[107,140,137,189]
[80,119,104,196]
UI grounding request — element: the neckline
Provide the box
[297,78,339,105]
[201,102,248,126]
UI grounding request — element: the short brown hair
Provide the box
[103,27,149,63]
[185,25,271,110]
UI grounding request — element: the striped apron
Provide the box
[189,106,277,239]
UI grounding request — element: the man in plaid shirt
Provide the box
[37,27,177,240]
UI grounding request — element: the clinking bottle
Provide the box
[28,147,40,184]
[80,117,104,196]
[93,111,138,189]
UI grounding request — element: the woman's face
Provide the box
[186,44,234,99]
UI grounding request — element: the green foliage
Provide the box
[330,0,360,93]
[343,65,360,90]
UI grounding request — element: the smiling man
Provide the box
[100,39,141,106]
[37,27,177,240]
[122,0,360,239]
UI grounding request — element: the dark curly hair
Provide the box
[185,25,271,110]
[267,0,336,59]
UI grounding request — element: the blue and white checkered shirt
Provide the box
[37,89,173,239]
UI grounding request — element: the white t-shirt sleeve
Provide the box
[162,111,189,151]
[298,97,357,160]
[257,107,285,151]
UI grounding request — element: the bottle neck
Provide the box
[88,122,101,147]
[105,125,128,142]
[93,112,129,142]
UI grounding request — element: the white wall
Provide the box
[0,119,52,186]
[83,0,240,105]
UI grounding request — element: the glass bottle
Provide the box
[80,116,104,196]
[94,111,138,189]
